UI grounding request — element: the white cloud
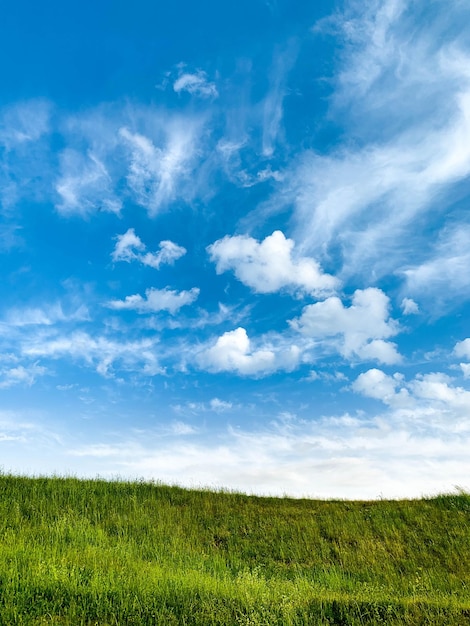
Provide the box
[353,367,470,419]
[56,149,122,216]
[356,339,401,364]
[262,42,298,157]
[173,69,218,99]
[169,421,198,436]
[290,288,400,364]
[143,302,250,332]
[208,230,338,296]
[403,227,470,307]
[401,297,419,315]
[4,303,89,327]
[107,287,199,315]
[141,241,187,269]
[112,228,186,268]
[63,397,470,499]
[48,104,209,218]
[112,228,146,262]
[209,398,233,412]
[271,0,470,291]
[410,372,461,404]
[456,337,470,380]
[352,368,407,405]
[0,100,53,211]
[22,331,161,377]
[198,327,300,376]
[119,122,200,215]
[0,363,47,389]
[454,338,470,359]
[0,100,51,149]
[172,398,234,416]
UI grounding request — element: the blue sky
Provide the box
[1,0,470,498]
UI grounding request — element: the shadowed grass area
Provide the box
[0,474,468,624]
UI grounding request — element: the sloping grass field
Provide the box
[0,474,468,624]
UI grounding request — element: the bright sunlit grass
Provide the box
[0,474,468,624]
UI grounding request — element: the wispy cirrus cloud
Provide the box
[0,100,53,212]
[0,363,47,389]
[22,331,162,377]
[272,0,470,304]
[3,302,90,328]
[56,149,122,216]
[52,104,210,218]
[172,397,233,416]
[107,287,200,315]
[119,120,203,215]
[173,67,218,99]
[262,40,298,157]
[0,99,51,149]
[402,226,470,309]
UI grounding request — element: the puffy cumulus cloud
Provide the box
[56,149,122,216]
[353,367,470,420]
[401,297,419,315]
[112,228,186,268]
[141,241,187,269]
[454,339,470,379]
[460,363,470,379]
[22,331,161,377]
[290,288,401,364]
[173,69,218,99]
[454,338,470,360]
[208,230,338,296]
[352,368,408,405]
[198,327,300,377]
[409,372,470,412]
[112,228,145,262]
[107,287,199,315]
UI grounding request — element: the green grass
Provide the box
[0,474,468,624]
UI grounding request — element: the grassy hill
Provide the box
[0,474,468,625]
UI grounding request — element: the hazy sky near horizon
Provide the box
[1,0,470,498]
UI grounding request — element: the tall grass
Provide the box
[0,474,468,624]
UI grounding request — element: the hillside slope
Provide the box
[0,475,469,624]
